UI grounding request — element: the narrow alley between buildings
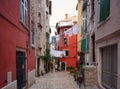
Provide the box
[29,71,99,89]
[0,0,120,89]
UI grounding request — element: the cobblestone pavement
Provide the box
[29,72,79,89]
[29,72,99,89]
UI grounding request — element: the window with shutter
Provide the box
[99,0,110,22]
[81,36,89,52]
[65,50,68,56]
[62,28,67,33]
[81,39,86,52]
[63,38,68,44]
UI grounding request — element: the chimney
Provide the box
[65,14,68,19]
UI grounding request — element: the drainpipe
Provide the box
[30,0,32,51]
[84,0,88,65]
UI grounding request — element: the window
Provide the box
[49,1,52,15]
[38,12,41,24]
[99,0,110,22]
[63,38,68,44]
[63,50,68,57]
[91,0,94,14]
[20,0,28,26]
[81,35,89,52]
[65,50,68,56]
[46,11,48,20]
[37,12,42,29]
[62,28,67,33]
[30,20,35,45]
[46,0,49,7]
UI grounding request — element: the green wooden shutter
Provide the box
[81,39,86,52]
[100,0,110,22]
[81,36,89,52]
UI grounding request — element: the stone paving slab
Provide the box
[28,72,99,89]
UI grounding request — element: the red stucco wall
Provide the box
[59,26,77,69]
[0,0,35,88]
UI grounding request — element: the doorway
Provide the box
[101,44,117,89]
[16,51,26,89]
[37,58,40,76]
[61,62,66,71]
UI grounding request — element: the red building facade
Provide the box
[57,14,78,71]
[59,27,77,70]
[0,0,35,89]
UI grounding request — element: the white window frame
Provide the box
[20,0,28,26]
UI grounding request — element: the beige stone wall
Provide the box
[81,0,96,65]
[83,66,97,86]
[32,0,50,56]
[32,0,51,76]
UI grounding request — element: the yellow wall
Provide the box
[77,1,82,60]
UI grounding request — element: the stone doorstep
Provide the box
[80,84,99,89]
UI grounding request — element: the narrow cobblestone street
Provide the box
[29,72,99,89]
[29,72,80,89]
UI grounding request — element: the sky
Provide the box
[50,0,78,36]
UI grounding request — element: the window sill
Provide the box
[20,20,29,31]
[97,16,111,29]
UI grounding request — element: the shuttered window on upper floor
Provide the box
[81,36,89,52]
[99,0,110,22]
[63,38,68,44]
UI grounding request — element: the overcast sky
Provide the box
[50,0,78,36]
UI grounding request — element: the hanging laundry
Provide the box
[68,28,73,37]
[55,35,60,42]
[73,23,79,34]
[64,29,69,36]
[50,49,66,58]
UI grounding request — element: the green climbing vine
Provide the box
[39,32,51,73]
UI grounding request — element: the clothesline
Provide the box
[55,23,80,42]
[59,40,81,46]
[50,49,66,57]
[50,23,80,58]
